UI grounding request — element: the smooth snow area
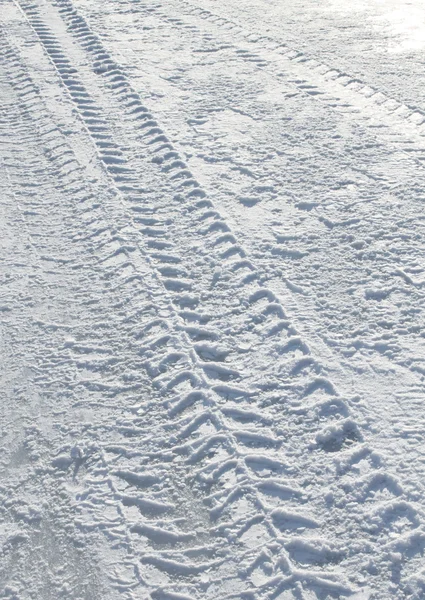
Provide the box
[1,0,425,599]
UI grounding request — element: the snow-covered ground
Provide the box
[1,0,425,598]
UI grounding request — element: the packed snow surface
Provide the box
[1,0,425,598]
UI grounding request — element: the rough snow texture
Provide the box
[1,0,425,598]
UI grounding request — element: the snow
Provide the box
[1,0,425,598]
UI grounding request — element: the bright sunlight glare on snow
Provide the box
[1,0,425,598]
[368,0,425,52]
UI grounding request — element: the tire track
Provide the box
[174,0,425,161]
[98,0,425,171]
[68,0,425,385]
[4,1,425,598]
[0,38,135,600]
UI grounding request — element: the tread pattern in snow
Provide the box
[103,0,425,168]
[2,0,425,598]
